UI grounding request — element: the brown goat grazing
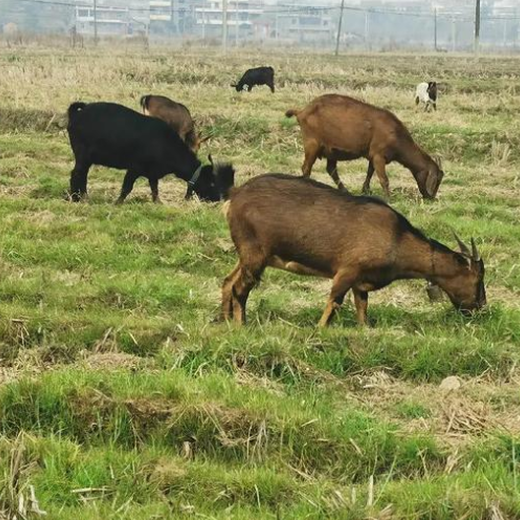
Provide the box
[140,95,206,153]
[285,94,444,199]
[222,174,485,326]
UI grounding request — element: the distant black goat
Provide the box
[231,66,275,93]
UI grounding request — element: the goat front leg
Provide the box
[318,272,355,327]
[362,161,375,194]
[148,177,161,203]
[373,155,390,198]
[326,159,347,191]
[116,170,140,204]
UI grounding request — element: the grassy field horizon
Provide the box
[0,46,519,519]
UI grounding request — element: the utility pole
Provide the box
[93,0,98,45]
[222,0,228,51]
[170,0,175,37]
[451,17,456,52]
[235,1,239,47]
[434,7,438,52]
[365,11,370,51]
[202,6,206,41]
[475,0,481,54]
[335,0,345,56]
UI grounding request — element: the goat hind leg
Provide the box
[353,288,369,326]
[301,141,319,178]
[70,162,90,202]
[221,262,241,321]
[231,260,265,325]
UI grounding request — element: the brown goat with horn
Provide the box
[222,175,485,326]
[140,95,208,154]
[285,94,444,199]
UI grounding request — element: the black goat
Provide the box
[231,66,275,93]
[67,102,234,203]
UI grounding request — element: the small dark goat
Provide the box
[140,94,206,153]
[67,102,234,203]
[286,94,444,199]
[231,66,275,93]
[222,174,486,326]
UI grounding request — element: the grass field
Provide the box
[0,45,519,519]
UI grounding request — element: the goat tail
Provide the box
[68,102,87,118]
[285,108,300,118]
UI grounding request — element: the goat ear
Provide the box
[471,238,481,261]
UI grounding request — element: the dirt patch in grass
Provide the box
[347,369,520,450]
[81,351,154,371]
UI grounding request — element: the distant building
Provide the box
[75,4,129,35]
[195,0,264,40]
[275,7,334,43]
[150,0,172,22]
[149,0,196,34]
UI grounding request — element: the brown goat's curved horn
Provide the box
[471,238,480,261]
[199,135,211,145]
[434,155,442,169]
[453,232,470,256]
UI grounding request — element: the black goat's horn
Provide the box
[453,232,470,256]
[471,238,480,261]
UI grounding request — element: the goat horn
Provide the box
[208,154,214,166]
[471,238,480,261]
[453,232,470,256]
